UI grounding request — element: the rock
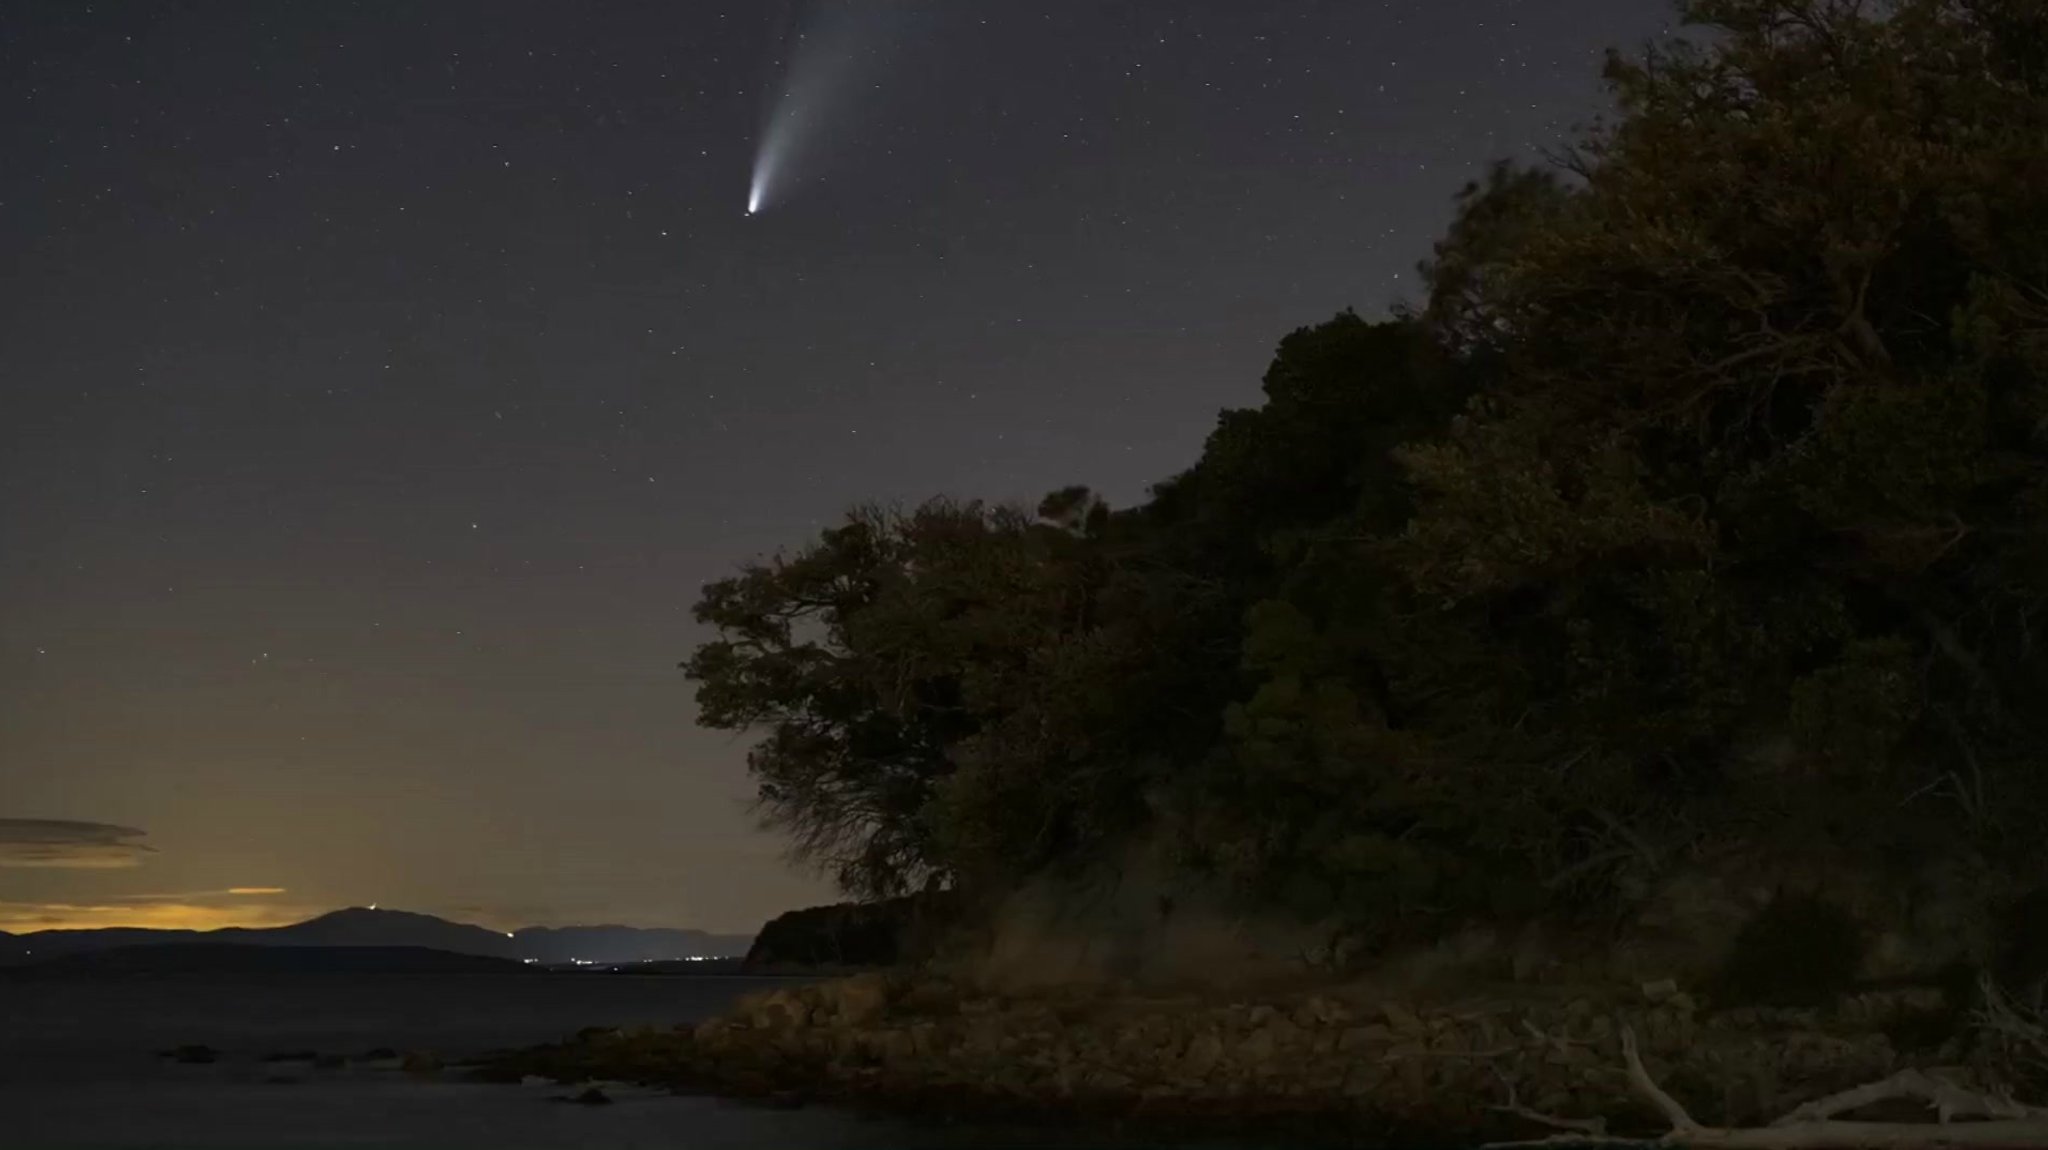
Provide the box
[1381,1002,1426,1035]
[262,1049,319,1063]
[1586,1013,1616,1045]
[558,1087,612,1106]
[1293,996,1347,1028]
[1086,1068,1135,1093]
[1642,978,1681,1003]
[1338,1023,1392,1053]
[400,1051,441,1076]
[360,1047,399,1061]
[894,980,960,1016]
[161,1045,219,1064]
[739,987,812,1030]
[1342,1063,1386,1097]
[1180,1030,1224,1079]
[827,973,894,1028]
[1238,1025,1279,1066]
[1385,1040,1429,1066]
[878,1029,918,1064]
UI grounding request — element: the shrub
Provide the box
[1714,892,1864,1008]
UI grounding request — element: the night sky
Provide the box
[1,1,1673,935]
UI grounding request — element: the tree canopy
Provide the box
[687,0,2048,946]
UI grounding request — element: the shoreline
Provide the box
[472,971,1959,1147]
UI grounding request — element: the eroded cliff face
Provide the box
[940,832,2011,1003]
[746,819,2014,1017]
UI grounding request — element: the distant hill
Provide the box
[0,908,754,967]
[5,943,531,977]
[514,924,749,964]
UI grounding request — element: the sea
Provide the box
[0,972,1282,1149]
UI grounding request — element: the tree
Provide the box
[685,500,1031,897]
[1390,0,2048,862]
[689,0,2048,949]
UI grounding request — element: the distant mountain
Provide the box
[5,943,531,978]
[270,907,518,954]
[513,924,748,965]
[0,908,754,967]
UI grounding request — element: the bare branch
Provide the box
[1622,1022,1702,1133]
[1491,1068,1612,1138]
[1773,1068,2048,1126]
[1486,1018,2048,1149]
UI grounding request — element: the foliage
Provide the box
[1714,892,1865,1007]
[1993,886,2048,1004]
[688,0,2048,952]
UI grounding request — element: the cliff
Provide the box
[743,892,962,971]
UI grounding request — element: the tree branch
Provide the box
[1485,1021,2048,1149]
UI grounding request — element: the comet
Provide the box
[746,1,912,216]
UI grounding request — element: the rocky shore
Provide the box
[476,973,1971,1146]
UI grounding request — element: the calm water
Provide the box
[0,973,1266,1149]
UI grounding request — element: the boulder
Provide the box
[1293,995,1347,1028]
[878,1029,918,1064]
[826,972,894,1027]
[1237,1024,1280,1068]
[1381,1002,1427,1035]
[1180,1030,1225,1080]
[738,987,812,1030]
[1338,1023,1392,1053]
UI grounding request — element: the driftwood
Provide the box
[1485,1022,2048,1149]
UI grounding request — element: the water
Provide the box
[0,973,1223,1149]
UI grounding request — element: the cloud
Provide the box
[119,887,288,902]
[0,819,154,869]
[0,900,315,933]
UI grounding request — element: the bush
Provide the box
[1993,886,2048,1004]
[1714,893,1865,1008]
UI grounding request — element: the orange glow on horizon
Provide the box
[0,900,312,933]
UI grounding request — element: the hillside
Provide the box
[0,908,753,967]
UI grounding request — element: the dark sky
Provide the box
[0,1,1673,935]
